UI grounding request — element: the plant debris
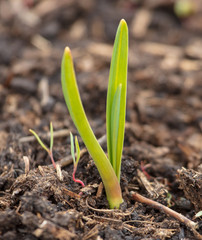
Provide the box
[0,0,202,239]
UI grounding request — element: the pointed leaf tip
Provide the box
[120,19,127,27]
[64,47,71,56]
[65,46,70,52]
[120,19,126,24]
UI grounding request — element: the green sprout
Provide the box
[29,122,56,169]
[61,19,128,209]
[174,0,195,18]
[70,132,85,187]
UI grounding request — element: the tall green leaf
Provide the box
[61,47,122,209]
[106,19,128,181]
[111,84,122,178]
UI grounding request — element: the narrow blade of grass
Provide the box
[29,129,49,153]
[70,132,75,164]
[75,136,80,165]
[106,19,128,181]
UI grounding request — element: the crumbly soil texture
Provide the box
[0,1,202,239]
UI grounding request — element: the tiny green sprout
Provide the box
[174,0,195,18]
[29,122,56,169]
[61,19,128,209]
[70,133,85,187]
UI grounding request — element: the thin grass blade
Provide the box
[29,129,49,153]
[70,132,75,164]
[75,136,80,165]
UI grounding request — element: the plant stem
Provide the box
[48,150,56,169]
[72,166,85,187]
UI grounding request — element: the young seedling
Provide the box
[29,122,56,169]
[70,133,85,187]
[61,19,128,209]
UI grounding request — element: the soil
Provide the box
[0,0,202,239]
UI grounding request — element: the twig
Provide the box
[86,197,135,217]
[96,182,103,198]
[86,197,118,213]
[137,169,157,197]
[82,225,99,240]
[130,191,202,240]
[33,219,76,239]
[93,215,122,225]
[62,187,81,199]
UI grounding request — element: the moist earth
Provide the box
[0,0,202,239]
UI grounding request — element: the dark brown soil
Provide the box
[0,0,202,239]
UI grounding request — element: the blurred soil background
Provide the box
[0,0,202,239]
